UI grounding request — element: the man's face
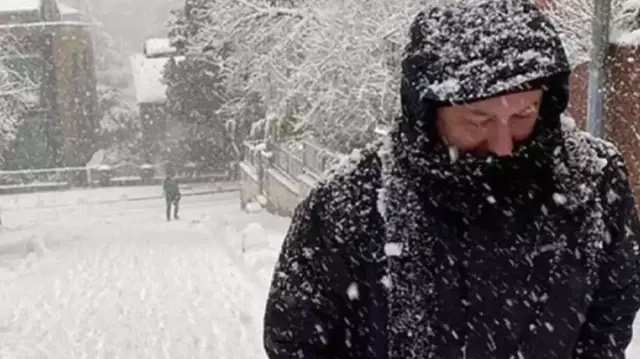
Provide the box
[436,90,543,157]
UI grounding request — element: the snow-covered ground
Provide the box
[0,187,639,358]
[0,182,238,211]
[0,189,288,358]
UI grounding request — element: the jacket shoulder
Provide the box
[297,143,383,252]
[561,115,620,167]
[558,115,629,207]
[312,142,383,211]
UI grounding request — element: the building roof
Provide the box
[0,0,41,13]
[58,3,78,14]
[130,53,172,105]
[58,3,91,23]
[144,38,177,58]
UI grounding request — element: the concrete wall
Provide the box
[239,141,336,217]
[239,162,260,208]
[263,169,301,216]
[239,162,306,217]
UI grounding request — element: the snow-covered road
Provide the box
[0,190,288,359]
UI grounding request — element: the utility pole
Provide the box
[586,0,613,138]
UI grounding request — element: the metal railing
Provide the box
[301,140,340,177]
[240,137,342,181]
[0,161,228,192]
[0,166,90,187]
[272,143,304,179]
[243,140,264,168]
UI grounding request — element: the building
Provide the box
[0,0,98,169]
[130,38,185,165]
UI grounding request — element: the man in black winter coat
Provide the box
[264,1,640,358]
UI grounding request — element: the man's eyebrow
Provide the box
[465,107,491,116]
[517,101,540,113]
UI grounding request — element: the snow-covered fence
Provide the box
[272,144,303,179]
[239,138,341,216]
[0,166,87,193]
[242,140,264,169]
[301,141,341,179]
[0,162,231,195]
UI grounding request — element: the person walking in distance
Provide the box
[263,1,640,358]
[163,169,181,221]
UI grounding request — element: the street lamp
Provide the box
[586,0,613,138]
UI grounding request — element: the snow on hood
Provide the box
[402,0,570,106]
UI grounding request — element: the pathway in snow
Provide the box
[0,191,288,359]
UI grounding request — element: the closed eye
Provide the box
[516,104,538,117]
[512,108,538,120]
[513,113,535,121]
[463,119,489,129]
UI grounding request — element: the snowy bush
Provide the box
[87,23,144,165]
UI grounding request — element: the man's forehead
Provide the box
[462,91,542,111]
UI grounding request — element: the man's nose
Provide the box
[486,121,513,156]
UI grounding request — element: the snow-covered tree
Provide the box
[0,33,40,163]
[89,24,142,163]
[613,0,640,43]
[168,0,442,152]
[166,0,640,152]
[164,0,248,167]
[539,0,633,67]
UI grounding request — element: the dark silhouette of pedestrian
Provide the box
[163,170,181,221]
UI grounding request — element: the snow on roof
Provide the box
[130,53,170,104]
[614,29,640,46]
[623,0,640,9]
[130,54,185,105]
[58,3,78,14]
[0,0,41,13]
[143,38,177,58]
[58,3,91,23]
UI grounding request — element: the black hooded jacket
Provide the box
[263,1,640,358]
